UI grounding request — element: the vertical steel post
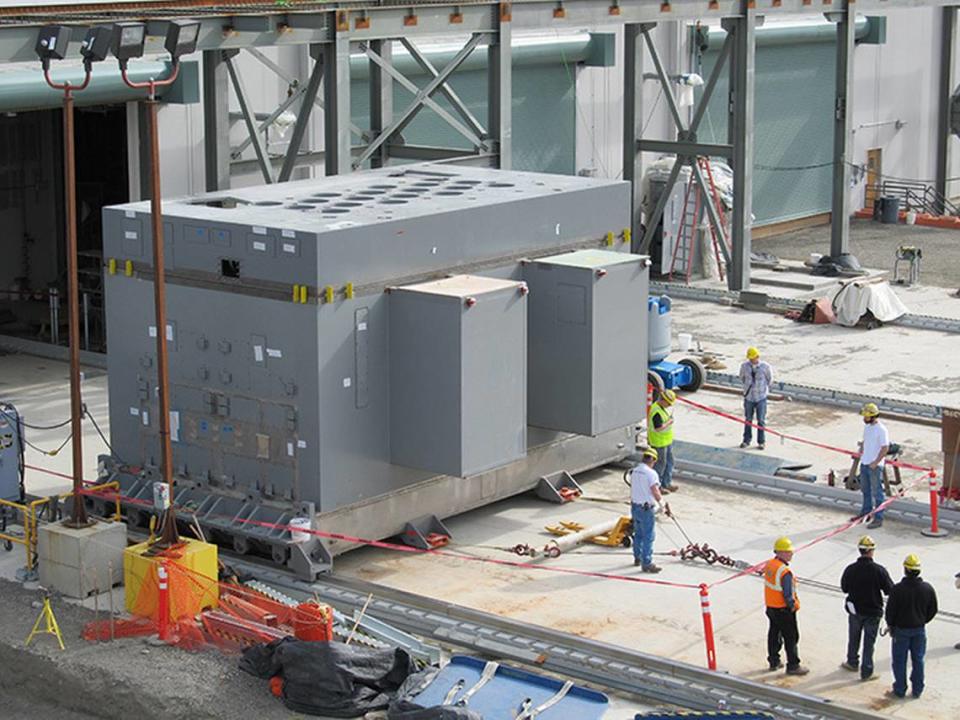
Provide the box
[324,34,353,175]
[725,14,756,292]
[279,44,324,183]
[936,6,957,214]
[623,24,645,253]
[830,8,857,258]
[202,50,231,191]
[82,292,90,351]
[62,89,90,527]
[488,7,513,169]
[369,39,394,169]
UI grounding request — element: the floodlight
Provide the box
[35,25,72,66]
[80,26,112,65]
[111,22,147,64]
[164,19,200,60]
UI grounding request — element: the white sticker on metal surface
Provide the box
[125,210,136,219]
[357,322,367,332]
[253,345,264,363]
[252,241,267,252]
[342,377,352,388]
[165,324,173,341]
[266,348,282,359]
[252,226,268,236]
[129,407,139,416]
[282,229,296,239]
[297,440,307,449]
[141,410,149,426]
[555,223,561,235]
[125,231,138,239]
[282,243,297,254]
[170,411,180,442]
[287,442,294,457]
[148,325,157,338]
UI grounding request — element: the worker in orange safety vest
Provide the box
[764,536,809,676]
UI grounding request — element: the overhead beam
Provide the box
[637,139,733,158]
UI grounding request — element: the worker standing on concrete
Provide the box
[630,448,664,573]
[764,536,809,675]
[647,389,677,493]
[857,403,889,530]
[840,535,893,681]
[739,347,773,450]
[885,554,938,699]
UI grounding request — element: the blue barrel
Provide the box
[648,295,672,363]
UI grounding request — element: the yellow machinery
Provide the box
[544,517,632,547]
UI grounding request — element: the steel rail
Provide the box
[229,559,883,720]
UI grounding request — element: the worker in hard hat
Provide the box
[840,535,893,681]
[739,347,773,450]
[647,388,677,493]
[884,554,938,699]
[763,536,809,675]
[856,402,889,530]
[629,447,665,573]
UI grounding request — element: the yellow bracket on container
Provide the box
[623,228,631,245]
[344,282,354,300]
[324,285,335,304]
[107,258,117,276]
[292,284,301,302]
[605,231,614,247]
[300,285,308,304]
[124,260,134,277]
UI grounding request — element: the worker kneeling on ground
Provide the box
[840,535,893,681]
[647,389,677,493]
[764,536,809,675]
[885,554,938,700]
[739,347,773,450]
[630,447,664,573]
[856,402,889,530]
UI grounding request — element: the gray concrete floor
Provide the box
[757,219,960,290]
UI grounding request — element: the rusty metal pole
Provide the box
[145,95,179,546]
[62,87,91,528]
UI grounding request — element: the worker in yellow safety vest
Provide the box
[647,389,677,493]
[764,536,809,676]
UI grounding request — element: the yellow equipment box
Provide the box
[124,538,219,620]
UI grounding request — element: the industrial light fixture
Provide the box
[111,22,147,66]
[79,26,112,68]
[164,19,200,60]
[34,25,72,69]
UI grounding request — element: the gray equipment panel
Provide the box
[0,404,22,502]
[390,275,527,477]
[524,250,648,436]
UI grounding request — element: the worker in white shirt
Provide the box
[630,447,665,573]
[857,403,890,530]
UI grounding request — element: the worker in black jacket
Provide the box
[884,554,938,699]
[840,535,893,680]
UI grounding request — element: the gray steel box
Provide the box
[524,250,648,435]
[390,275,527,477]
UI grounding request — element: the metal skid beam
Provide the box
[830,7,857,258]
[224,50,275,184]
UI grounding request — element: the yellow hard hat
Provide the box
[860,402,880,418]
[774,536,794,553]
[857,535,876,550]
[746,347,760,360]
[904,553,921,571]
[659,389,677,405]
[642,447,659,462]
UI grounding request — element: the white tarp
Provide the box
[831,281,909,327]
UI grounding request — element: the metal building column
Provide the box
[487,8,512,169]
[623,24,644,253]
[936,6,958,212]
[830,7,857,259]
[369,39,393,169]
[202,49,231,191]
[724,14,756,292]
[324,35,353,175]
[279,45,324,182]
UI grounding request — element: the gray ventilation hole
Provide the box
[368,184,397,190]
[312,192,341,198]
[488,182,514,188]
[393,193,418,199]
[322,208,350,214]
[286,204,312,210]
[300,198,328,204]
[254,200,283,206]
[335,202,362,207]
[435,191,463,196]
[363,189,387,195]
[349,195,376,201]
[452,180,481,186]
[381,199,407,205]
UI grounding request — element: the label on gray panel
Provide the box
[355,307,369,409]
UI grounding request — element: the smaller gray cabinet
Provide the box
[524,249,648,436]
[389,275,527,477]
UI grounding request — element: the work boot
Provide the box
[841,662,858,672]
[633,557,641,567]
[785,665,810,676]
[954,642,960,650]
[758,443,765,450]
[884,689,906,700]
[768,661,783,672]
[862,674,880,682]
[739,442,750,449]
[867,518,883,529]
[641,563,662,574]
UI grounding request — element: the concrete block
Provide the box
[37,521,127,598]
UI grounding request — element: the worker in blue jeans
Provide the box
[739,347,773,450]
[630,448,665,574]
[856,403,889,530]
[884,554,938,699]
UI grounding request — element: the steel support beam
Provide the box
[231,83,308,160]
[637,139,733,158]
[202,49,231,191]
[324,34,353,175]
[936,6,958,212]
[623,24,644,253]
[830,8,857,258]
[488,16,512,169]
[224,50,275,184]
[725,13,756,291]
[279,45,324,182]
[368,39,394,169]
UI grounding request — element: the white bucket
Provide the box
[289,516,312,543]
[809,252,823,266]
[678,332,692,353]
[905,211,917,226]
